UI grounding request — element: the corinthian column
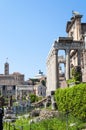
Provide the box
[53,49,59,89]
[84,32,86,49]
[77,49,81,66]
[83,33,86,68]
[66,49,70,80]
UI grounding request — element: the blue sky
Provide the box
[0,0,86,80]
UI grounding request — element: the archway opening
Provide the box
[58,50,65,77]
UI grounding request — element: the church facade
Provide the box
[0,62,24,98]
[0,63,46,99]
[46,12,86,95]
[66,12,86,82]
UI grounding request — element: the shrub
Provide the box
[71,66,82,82]
[29,94,38,103]
[55,83,86,121]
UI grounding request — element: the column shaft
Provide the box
[77,50,81,66]
[54,49,59,88]
[66,49,70,80]
[84,33,86,49]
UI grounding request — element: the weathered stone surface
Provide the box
[29,109,59,123]
[39,110,59,120]
[30,109,40,117]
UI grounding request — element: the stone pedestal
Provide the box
[51,96,57,110]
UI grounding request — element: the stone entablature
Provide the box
[54,38,84,50]
[46,38,83,65]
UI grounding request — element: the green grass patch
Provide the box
[3,114,86,130]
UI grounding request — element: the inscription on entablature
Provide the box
[54,42,84,50]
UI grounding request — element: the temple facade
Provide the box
[46,12,86,95]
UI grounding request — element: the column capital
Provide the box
[52,49,58,55]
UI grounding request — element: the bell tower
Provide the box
[4,58,9,75]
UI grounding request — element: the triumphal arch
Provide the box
[46,12,86,95]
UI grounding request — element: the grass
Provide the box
[3,113,86,130]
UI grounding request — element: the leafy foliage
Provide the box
[30,78,40,85]
[4,112,86,130]
[55,83,86,121]
[41,80,46,86]
[71,66,82,82]
[29,94,39,103]
[31,118,66,130]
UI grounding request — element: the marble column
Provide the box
[82,33,86,82]
[83,50,86,68]
[77,50,81,66]
[53,49,59,88]
[83,33,86,68]
[65,49,70,80]
[84,33,86,49]
[64,63,66,80]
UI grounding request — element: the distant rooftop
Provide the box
[12,72,23,75]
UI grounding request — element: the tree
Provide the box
[29,94,38,103]
[41,80,46,86]
[72,66,82,82]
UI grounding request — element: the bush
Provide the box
[55,83,86,121]
[71,66,82,82]
[29,94,38,103]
